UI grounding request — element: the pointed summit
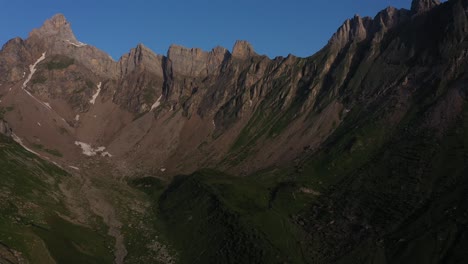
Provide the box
[29,14,77,41]
[232,40,256,59]
[411,0,440,14]
[329,15,373,50]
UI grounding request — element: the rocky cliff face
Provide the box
[0,119,11,137]
[1,0,468,263]
[0,0,464,177]
[411,0,441,13]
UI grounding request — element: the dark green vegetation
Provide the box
[130,1,468,263]
[31,74,47,84]
[132,170,309,264]
[133,93,468,263]
[0,135,114,263]
[0,106,13,119]
[32,143,63,157]
[2,0,468,263]
[45,55,75,70]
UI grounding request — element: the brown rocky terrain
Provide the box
[1,0,468,263]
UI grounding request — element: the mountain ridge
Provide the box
[1,0,468,263]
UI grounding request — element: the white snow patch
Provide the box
[151,95,162,110]
[89,82,102,104]
[69,166,80,171]
[101,152,113,157]
[37,122,41,126]
[95,146,106,152]
[21,52,55,111]
[23,52,46,89]
[52,161,64,169]
[75,141,98,156]
[65,39,87,47]
[75,115,80,121]
[160,168,166,172]
[23,72,26,78]
[74,141,110,157]
[212,120,216,128]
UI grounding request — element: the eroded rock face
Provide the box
[411,0,441,13]
[329,15,373,50]
[0,120,12,137]
[232,40,256,59]
[0,0,466,177]
[29,14,77,42]
[119,43,164,77]
[167,45,230,76]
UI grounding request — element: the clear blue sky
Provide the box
[1,0,416,59]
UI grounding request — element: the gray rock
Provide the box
[411,0,440,14]
[0,120,12,137]
[232,40,256,59]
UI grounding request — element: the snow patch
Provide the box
[23,52,46,89]
[75,115,80,121]
[101,152,113,157]
[37,122,41,126]
[52,161,64,169]
[160,168,166,172]
[74,141,111,157]
[151,95,162,110]
[89,82,102,104]
[65,39,87,47]
[69,166,80,171]
[21,52,55,111]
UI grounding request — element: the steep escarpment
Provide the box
[1,0,468,263]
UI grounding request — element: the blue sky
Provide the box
[1,0,416,59]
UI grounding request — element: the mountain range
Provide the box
[0,0,467,263]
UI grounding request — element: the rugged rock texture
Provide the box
[0,0,460,176]
[0,120,11,137]
[119,43,164,78]
[232,40,256,59]
[29,14,77,42]
[411,0,441,13]
[1,0,467,263]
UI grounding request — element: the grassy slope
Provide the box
[0,135,114,263]
[132,168,315,264]
[130,81,468,264]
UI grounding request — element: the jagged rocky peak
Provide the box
[329,14,373,49]
[375,7,410,29]
[29,14,77,41]
[411,0,441,14]
[168,44,229,76]
[232,40,256,59]
[119,43,164,76]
